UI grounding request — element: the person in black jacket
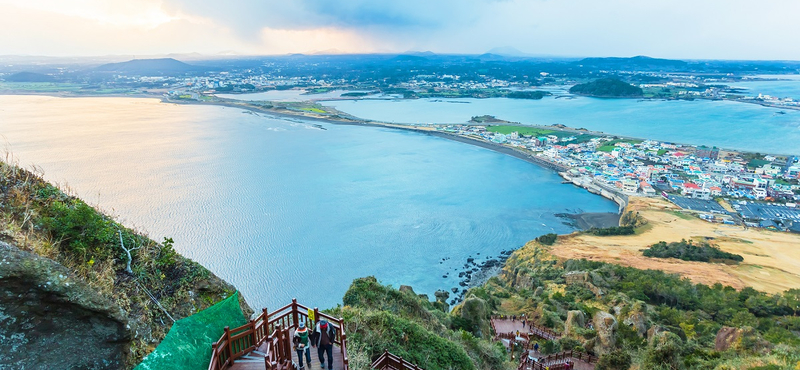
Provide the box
[310,320,337,370]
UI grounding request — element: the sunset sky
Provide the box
[1,0,799,59]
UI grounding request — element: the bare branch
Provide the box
[118,229,138,275]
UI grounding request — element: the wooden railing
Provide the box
[208,298,349,370]
[370,350,424,370]
[517,350,598,370]
[490,316,560,342]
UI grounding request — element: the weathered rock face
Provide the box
[0,242,131,369]
[460,296,491,338]
[533,286,544,298]
[623,311,648,338]
[593,311,617,356]
[564,310,585,336]
[715,326,771,353]
[647,325,665,343]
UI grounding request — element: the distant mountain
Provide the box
[3,71,55,82]
[93,58,212,75]
[576,56,688,70]
[486,46,530,57]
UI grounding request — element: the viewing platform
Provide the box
[208,299,424,370]
[208,299,349,370]
[490,316,597,370]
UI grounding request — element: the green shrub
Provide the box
[586,226,635,236]
[596,349,632,370]
[535,233,558,245]
[642,239,743,263]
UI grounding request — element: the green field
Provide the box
[487,125,556,136]
[0,82,84,92]
[597,138,642,152]
[300,107,326,114]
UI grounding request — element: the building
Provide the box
[696,145,719,160]
[682,183,711,200]
[621,178,639,193]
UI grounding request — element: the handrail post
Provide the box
[211,343,218,370]
[249,319,256,348]
[314,307,320,326]
[292,298,299,328]
[262,307,269,339]
[284,326,293,362]
[224,326,233,365]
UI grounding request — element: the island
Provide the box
[569,78,645,98]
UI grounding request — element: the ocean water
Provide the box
[216,89,369,102]
[0,95,617,310]
[731,74,800,100]
[321,96,800,154]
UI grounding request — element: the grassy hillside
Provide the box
[327,277,511,370]
[0,160,249,367]
[480,239,800,369]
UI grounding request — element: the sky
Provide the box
[1,0,799,60]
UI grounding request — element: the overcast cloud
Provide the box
[0,0,798,59]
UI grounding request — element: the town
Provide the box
[434,122,800,232]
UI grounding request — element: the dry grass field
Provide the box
[549,196,800,293]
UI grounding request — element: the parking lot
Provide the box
[737,202,800,222]
[666,195,729,213]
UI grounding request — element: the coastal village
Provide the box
[433,122,800,233]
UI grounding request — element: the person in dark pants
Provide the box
[311,320,337,370]
[293,321,312,369]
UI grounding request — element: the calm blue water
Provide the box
[0,95,617,311]
[321,96,800,154]
[731,74,800,100]
[216,89,368,102]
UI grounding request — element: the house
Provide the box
[621,179,639,193]
[682,183,711,200]
[641,182,656,196]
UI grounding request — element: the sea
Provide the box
[320,95,800,155]
[0,95,618,311]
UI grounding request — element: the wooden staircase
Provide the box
[208,299,350,370]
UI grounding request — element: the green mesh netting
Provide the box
[134,291,247,370]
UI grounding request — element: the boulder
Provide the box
[623,311,648,338]
[460,296,491,338]
[533,286,544,297]
[593,311,618,356]
[564,310,585,336]
[399,285,415,294]
[715,326,771,353]
[0,241,131,369]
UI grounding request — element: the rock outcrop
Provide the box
[564,271,604,297]
[460,296,491,338]
[715,326,771,353]
[0,241,131,369]
[564,310,585,336]
[593,311,617,356]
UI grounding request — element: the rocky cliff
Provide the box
[0,161,250,368]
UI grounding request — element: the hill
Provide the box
[478,240,800,369]
[3,71,55,82]
[569,78,644,97]
[0,160,249,369]
[576,55,689,70]
[93,58,211,75]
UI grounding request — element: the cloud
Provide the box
[1,0,800,58]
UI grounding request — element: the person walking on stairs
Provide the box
[311,319,337,370]
[293,321,312,369]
